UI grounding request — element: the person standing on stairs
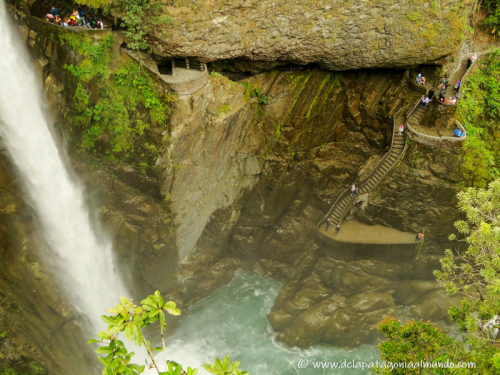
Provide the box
[335,224,341,235]
[427,88,434,99]
[50,6,58,18]
[351,184,356,196]
[398,124,404,136]
[326,218,332,231]
[422,96,431,108]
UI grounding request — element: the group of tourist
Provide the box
[454,128,465,138]
[351,184,359,197]
[415,74,426,85]
[46,6,105,29]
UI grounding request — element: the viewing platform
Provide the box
[317,220,417,245]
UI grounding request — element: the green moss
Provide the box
[217,105,232,116]
[306,73,331,119]
[285,71,313,122]
[210,72,225,79]
[62,36,173,169]
[420,22,443,45]
[407,11,423,25]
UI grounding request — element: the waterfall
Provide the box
[0,1,128,335]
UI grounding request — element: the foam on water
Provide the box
[159,272,379,375]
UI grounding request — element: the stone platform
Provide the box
[319,220,417,244]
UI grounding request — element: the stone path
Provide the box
[319,220,416,244]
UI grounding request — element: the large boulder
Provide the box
[150,0,474,71]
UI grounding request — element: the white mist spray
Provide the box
[0,1,128,335]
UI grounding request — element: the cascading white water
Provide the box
[0,0,128,335]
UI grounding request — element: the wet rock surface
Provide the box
[268,256,459,348]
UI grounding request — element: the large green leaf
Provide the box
[154,290,164,307]
[96,346,114,354]
[101,315,116,326]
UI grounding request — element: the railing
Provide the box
[318,111,406,231]
[435,53,482,106]
[406,96,467,143]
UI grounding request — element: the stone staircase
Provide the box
[322,115,407,227]
[406,100,427,133]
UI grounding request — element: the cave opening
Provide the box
[157,60,173,75]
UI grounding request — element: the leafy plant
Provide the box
[434,180,500,338]
[482,0,500,36]
[63,34,172,161]
[374,318,462,374]
[203,356,248,375]
[456,49,500,187]
[251,88,267,105]
[89,292,249,375]
[376,181,500,373]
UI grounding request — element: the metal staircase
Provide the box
[322,115,408,227]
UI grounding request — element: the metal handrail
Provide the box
[320,111,404,225]
[406,97,467,141]
[318,71,410,229]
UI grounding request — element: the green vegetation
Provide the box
[456,49,500,187]
[375,318,464,374]
[89,291,248,374]
[0,362,46,375]
[407,11,423,23]
[376,180,500,374]
[73,0,172,50]
[435,180,500,340]
[119,0,172,51]
[250,88,267,105]
[305,73,331,119]
[62,34,173,166]
[74,0,111,9]
[420,22,443,45]
[217,105,232,116]
[482,0,500,36]
[210,72,225,79]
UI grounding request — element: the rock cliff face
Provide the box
[150,0,474,70]
[0,7,470,372]
[166,76,264,260]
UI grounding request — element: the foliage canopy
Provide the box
[456,49,500,187]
